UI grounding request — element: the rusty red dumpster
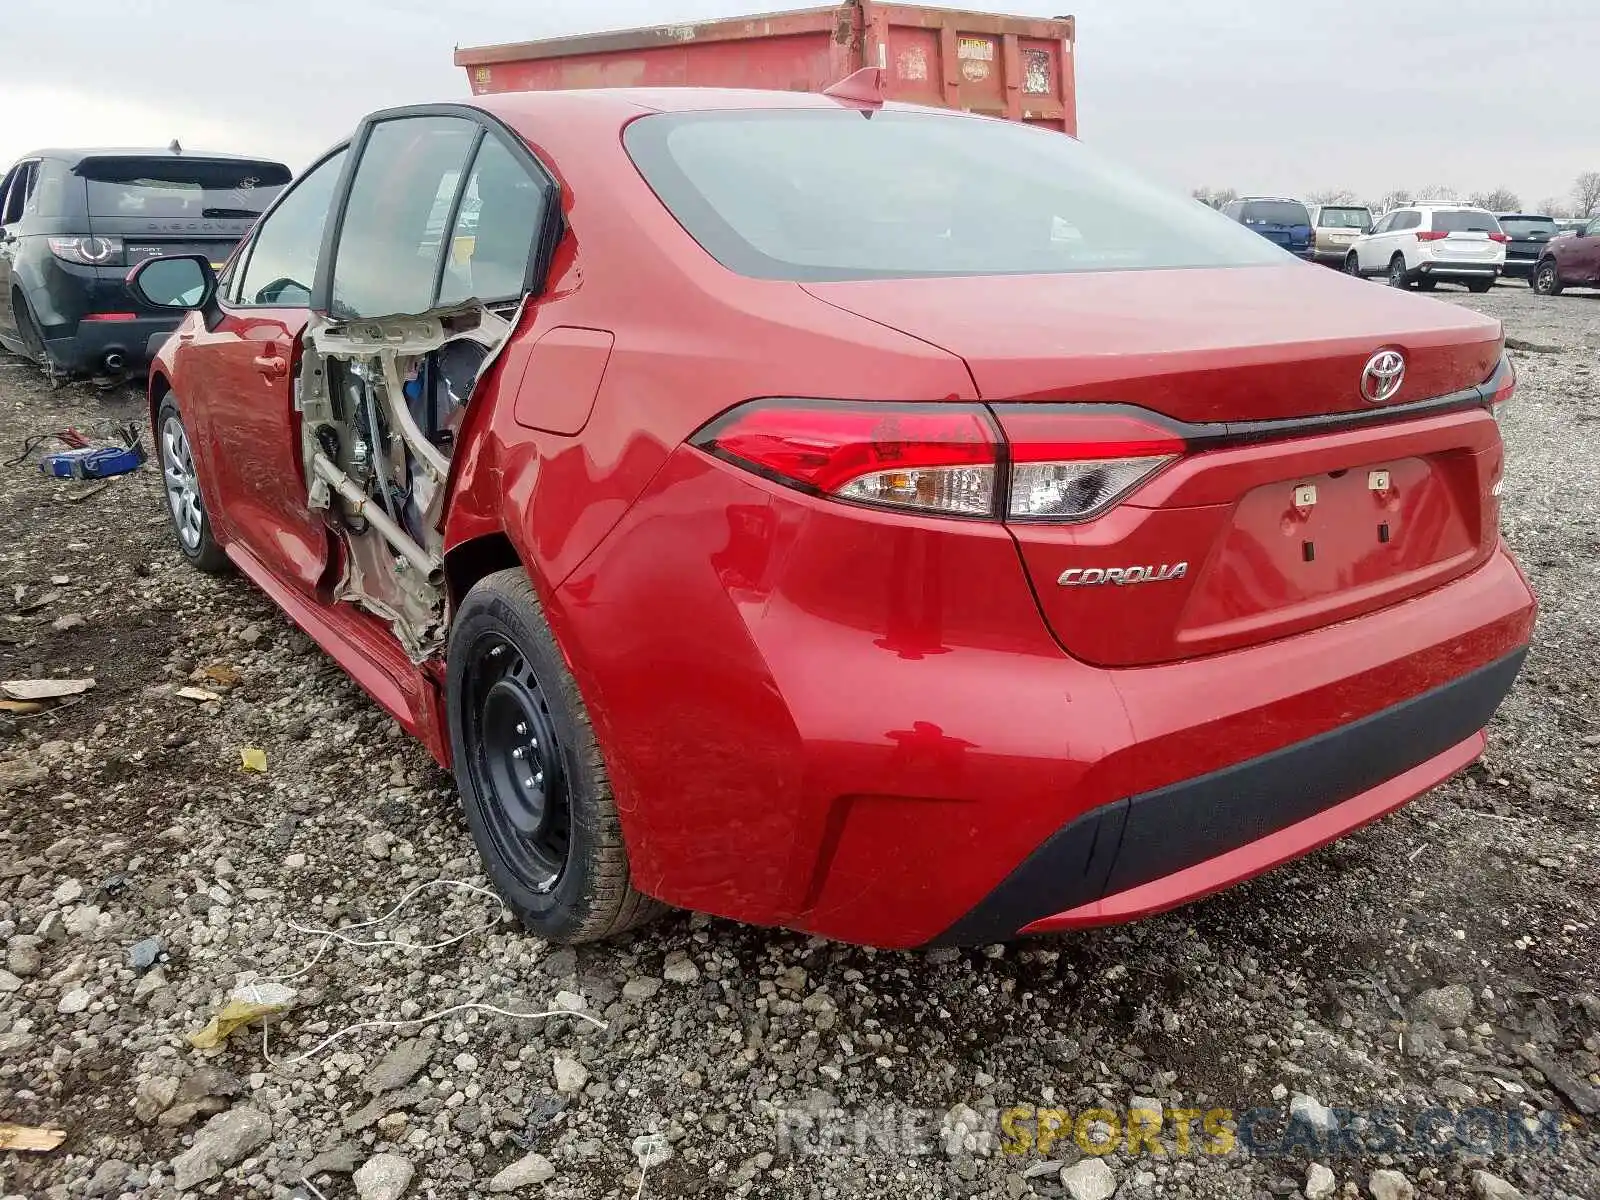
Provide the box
[455,3,1077,134]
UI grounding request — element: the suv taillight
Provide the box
[1488,232,1509,243]
[692,401,1183,523]
[1416,230,1449,242]
[47,236,125,266]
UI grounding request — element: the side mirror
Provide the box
[127,254,216,310]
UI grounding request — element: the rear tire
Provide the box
[447,568,665,944]
[1344,253,1363,278]
[157,398,229,574]
[1387,255,1412,289]
[1466,279,1494,294]
[15,294,48,365]
[1533,260,1563,296]
[1415,278,1438,292]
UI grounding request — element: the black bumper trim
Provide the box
[928,649,1527,946]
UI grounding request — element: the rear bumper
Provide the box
[561,437,1538,948]
[1502,257,1538,278]
[1313,245,1359,265]
[935,650,1523,944]
[1418,260,1501,278]
[44,315,180,374]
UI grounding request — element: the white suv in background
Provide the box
[1344,206,1507,292]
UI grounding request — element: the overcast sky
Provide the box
[3,0,1596,211]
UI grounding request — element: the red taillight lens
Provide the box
[692,401,999,517]
[1416,230,1449,242]
[694,401,1188,523]
[1488,232,1509,243]
[1486,354,1516,411]
[992,406,1184,522]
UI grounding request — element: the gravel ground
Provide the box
[0,283,1596,1200]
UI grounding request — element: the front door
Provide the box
[177,147,350,596]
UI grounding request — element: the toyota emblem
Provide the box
[1361,350,1406,404]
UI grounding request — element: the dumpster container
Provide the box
[455,2,1076,134]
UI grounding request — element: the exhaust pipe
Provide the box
[102,350,126,373]
[310,452,445,587]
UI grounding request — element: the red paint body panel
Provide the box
[456,3,1077,134]
[148,86,1535,949]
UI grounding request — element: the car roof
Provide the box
[1235,196,1306,203]
[1496,212,1553,219]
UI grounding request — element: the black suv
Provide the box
[0,148,289,380]
[1495,213,1559,284]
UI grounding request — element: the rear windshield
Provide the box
[625,110,1288,281]
[1237,201,1311,227]
[1498,216,1556,238]
[80,157,291,220]
[1431,209,1501,234]
[1316,207,1370,228]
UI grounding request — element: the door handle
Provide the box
[252,353,288,380]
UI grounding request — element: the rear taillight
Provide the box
[1485,354,1516,416]
[993,407,1184,522]
[692,401,998,517]
[1416,230,1449,242]
[1488,232,1509,244]
[47,236,125,266]
[693,401,1183,523]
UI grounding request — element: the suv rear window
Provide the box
[1498,216,1556,238]
[625,110,1287,281]
[80,157,291,220]
[1316,207,1370,228]
[1237,201,1311,226]
[1431,209,1501,234]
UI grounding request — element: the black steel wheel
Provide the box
[462,633,571,895]
[447,568,664,943]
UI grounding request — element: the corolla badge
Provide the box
[1361,349,1406,404]
[1058,563,1189,587]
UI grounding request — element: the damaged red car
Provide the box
[135,88,1535,948]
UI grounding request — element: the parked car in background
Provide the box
[1496,213,1559,283]
[1222,196,1314,258]
[1554,218,1588,237]
[1531,213,1600,295]
[1309,203,1373,266]
[1344,206,1506,292]
[132,89,1531,948]
[0,147,289,381]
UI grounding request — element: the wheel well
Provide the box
[147,371,172,440]
[444,532,523,614]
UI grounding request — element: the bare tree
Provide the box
[1191,186,1238,210]
[1376,189,1414,214]
[1537,197,1570,218]
[1414,183,1459,202]
[1573,172,1600,217]
[1469,188,1521,213]
[1307,188,1361,206]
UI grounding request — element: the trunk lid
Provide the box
[804,265,1505,665]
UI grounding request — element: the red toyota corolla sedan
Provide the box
[130,88,1535,949]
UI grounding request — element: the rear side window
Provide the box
[1238,201,1311,226]
[1316,207,1370,229]
[0,162,37,224]
[330,116,480,318]
[1431,210,1500,234]
[626,110,1288,281]
[435,136,542,307]
[1498,216,1556,238]
[80,157,290,220]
